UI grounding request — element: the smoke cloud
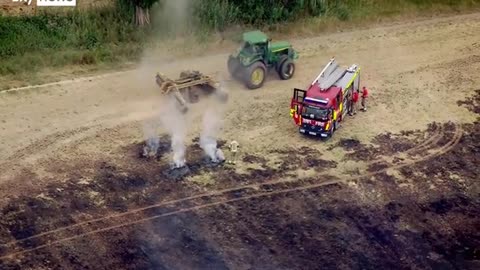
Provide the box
[199,97,226,163]
[140,0,227,168]
[139,0,191,167]
[151,0,191,37]
[142,117,160,157]
[159,96,187,168]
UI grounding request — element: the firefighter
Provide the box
[361,86,369,111]
[350,90,359,115]
[227,140,239,165]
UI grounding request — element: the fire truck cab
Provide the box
[290,58,360,138]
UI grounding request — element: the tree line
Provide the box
[124,0,341,29]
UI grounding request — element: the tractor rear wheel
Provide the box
[278,58,295,80]
[244,62,266,89]
[228,57,241,79]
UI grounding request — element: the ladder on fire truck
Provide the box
[311,58,360,92]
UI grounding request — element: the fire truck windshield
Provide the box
[302,105,329,120]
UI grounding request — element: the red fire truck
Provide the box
[290,58,360,138]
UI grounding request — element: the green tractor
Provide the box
[228,30,298,89]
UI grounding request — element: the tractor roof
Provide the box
[243,31,268,44]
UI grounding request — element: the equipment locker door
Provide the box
[291,88,306,126]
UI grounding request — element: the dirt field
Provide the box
[0,13,479,270]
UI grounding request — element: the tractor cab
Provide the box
[231,31,269,61]
[242,42,259,54]
[290,58,360,138]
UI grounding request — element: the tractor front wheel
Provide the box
[244,62,266,89]
[278,59,295,80]
[276,55,288,73]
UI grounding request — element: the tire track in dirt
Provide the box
[0,124,462,260]
[0,110,158,174]
[1,71,133,93]
[405,124,443,155]
[0,126,99,171]
[365,124,444,167]
[0,126,96,164]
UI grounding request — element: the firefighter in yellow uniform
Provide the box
[228,140,239,165]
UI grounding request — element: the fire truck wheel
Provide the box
[278,59,295,80]
[328,121,337,138]
[244,62,266,89]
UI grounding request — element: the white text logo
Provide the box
[12,0,33,5]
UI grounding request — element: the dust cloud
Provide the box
[138,0,227,168]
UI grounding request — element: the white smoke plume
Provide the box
[199,86,227,163]
[140,0,230,168]
[200,109,221,162]
[139,0,192,167]
[142,117,160,157]
[158,96,187,168]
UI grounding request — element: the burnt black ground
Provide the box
[0,93,479,269]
